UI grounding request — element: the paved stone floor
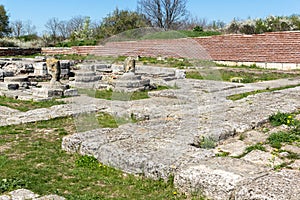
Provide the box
[1,78,300,199]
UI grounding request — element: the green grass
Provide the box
[79,85,178,101]
[137,56,193,68]
[267,131,300,149]
[140,30,221,40]
[0,117,205,199]
[269,112,296,127]
[178,30,221,38]
[0,96,65,112]
[235,143,266,158]
[56,39,99,47]
[186,69,300,83]
[96,89,149,101]
[227,84,300,101]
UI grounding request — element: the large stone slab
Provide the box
[233,170,300,200]
[174,157,267,200]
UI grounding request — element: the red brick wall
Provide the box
[194,31,300,63]
[41,31,300,64]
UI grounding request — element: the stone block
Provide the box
[64,88,79,97]
[9,189,39,200]
[32,88,64,98]
[282,63,297,70]
[0,82,19,90]
[266,63,283,70]
[75,76,101,82]
[34,62,48,76]
[255,62,267,69]
[233,170,300,200]
[175,69,186,79]
[174,157,267,200]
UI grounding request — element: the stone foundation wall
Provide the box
[0,47,41,56]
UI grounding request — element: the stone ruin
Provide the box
[0,57,79,100]
[1,54,300,200]
[32,57,78,98]
[70,56,185,92]
[0,56,185,100]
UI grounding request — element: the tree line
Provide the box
[0,1,300,47]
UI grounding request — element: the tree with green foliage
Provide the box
[97,8,149,39]
[226,15,300,34]
[0,5,11,37]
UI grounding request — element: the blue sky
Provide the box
[1,0,300,34]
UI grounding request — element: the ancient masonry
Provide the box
[42,31,300,69]
[1,54,300,199]
[1,32,300,199]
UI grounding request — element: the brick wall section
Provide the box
[41,31,300,64]
[194,31,300,63]
[0,47,41,56]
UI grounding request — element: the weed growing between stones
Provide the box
[234,143,267,158]
[267,111,300,149]
[227,84,300,101]
[269,111,298,127]
[195,136,217,149]
[268,132,299,149]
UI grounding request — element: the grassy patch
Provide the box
[0,96,64,112]
[78,88,149,101]
[269,112,296,126]
[178,30,221,38]
[0,117,204,199]
[56,39,99,47]
[235,143,266,158]
[79,85,177,101]
[137,56,193,69]
[227,84,300,101]
[71,111,140,132]
[267,131,300,149]
[139,30,221,40]
[99,89,149,101]
[186,69,300,83]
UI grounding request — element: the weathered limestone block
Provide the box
[8,189,39,199]
[174,157,267,200]
[0,189,66,200]
[124,56,136,73]
[242,150,284,166]
[233,170,300,200]
[32,87,64,98]
[46,57,61,86]
[113,72,151,92]
[34,62,48,76]
[63,88,78,97]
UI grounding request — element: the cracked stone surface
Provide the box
[60,78,300,199]
[1,77,300,200]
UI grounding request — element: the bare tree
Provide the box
[57,20,70,39]
[138,0,188,30]
[45,17,61,39]
[11,20,36,37]
[11,20,24,37]
[181,14,208,30]
[67,16,86,34]
[23,20,37,35]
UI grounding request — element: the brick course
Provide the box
[41,31,300,64]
